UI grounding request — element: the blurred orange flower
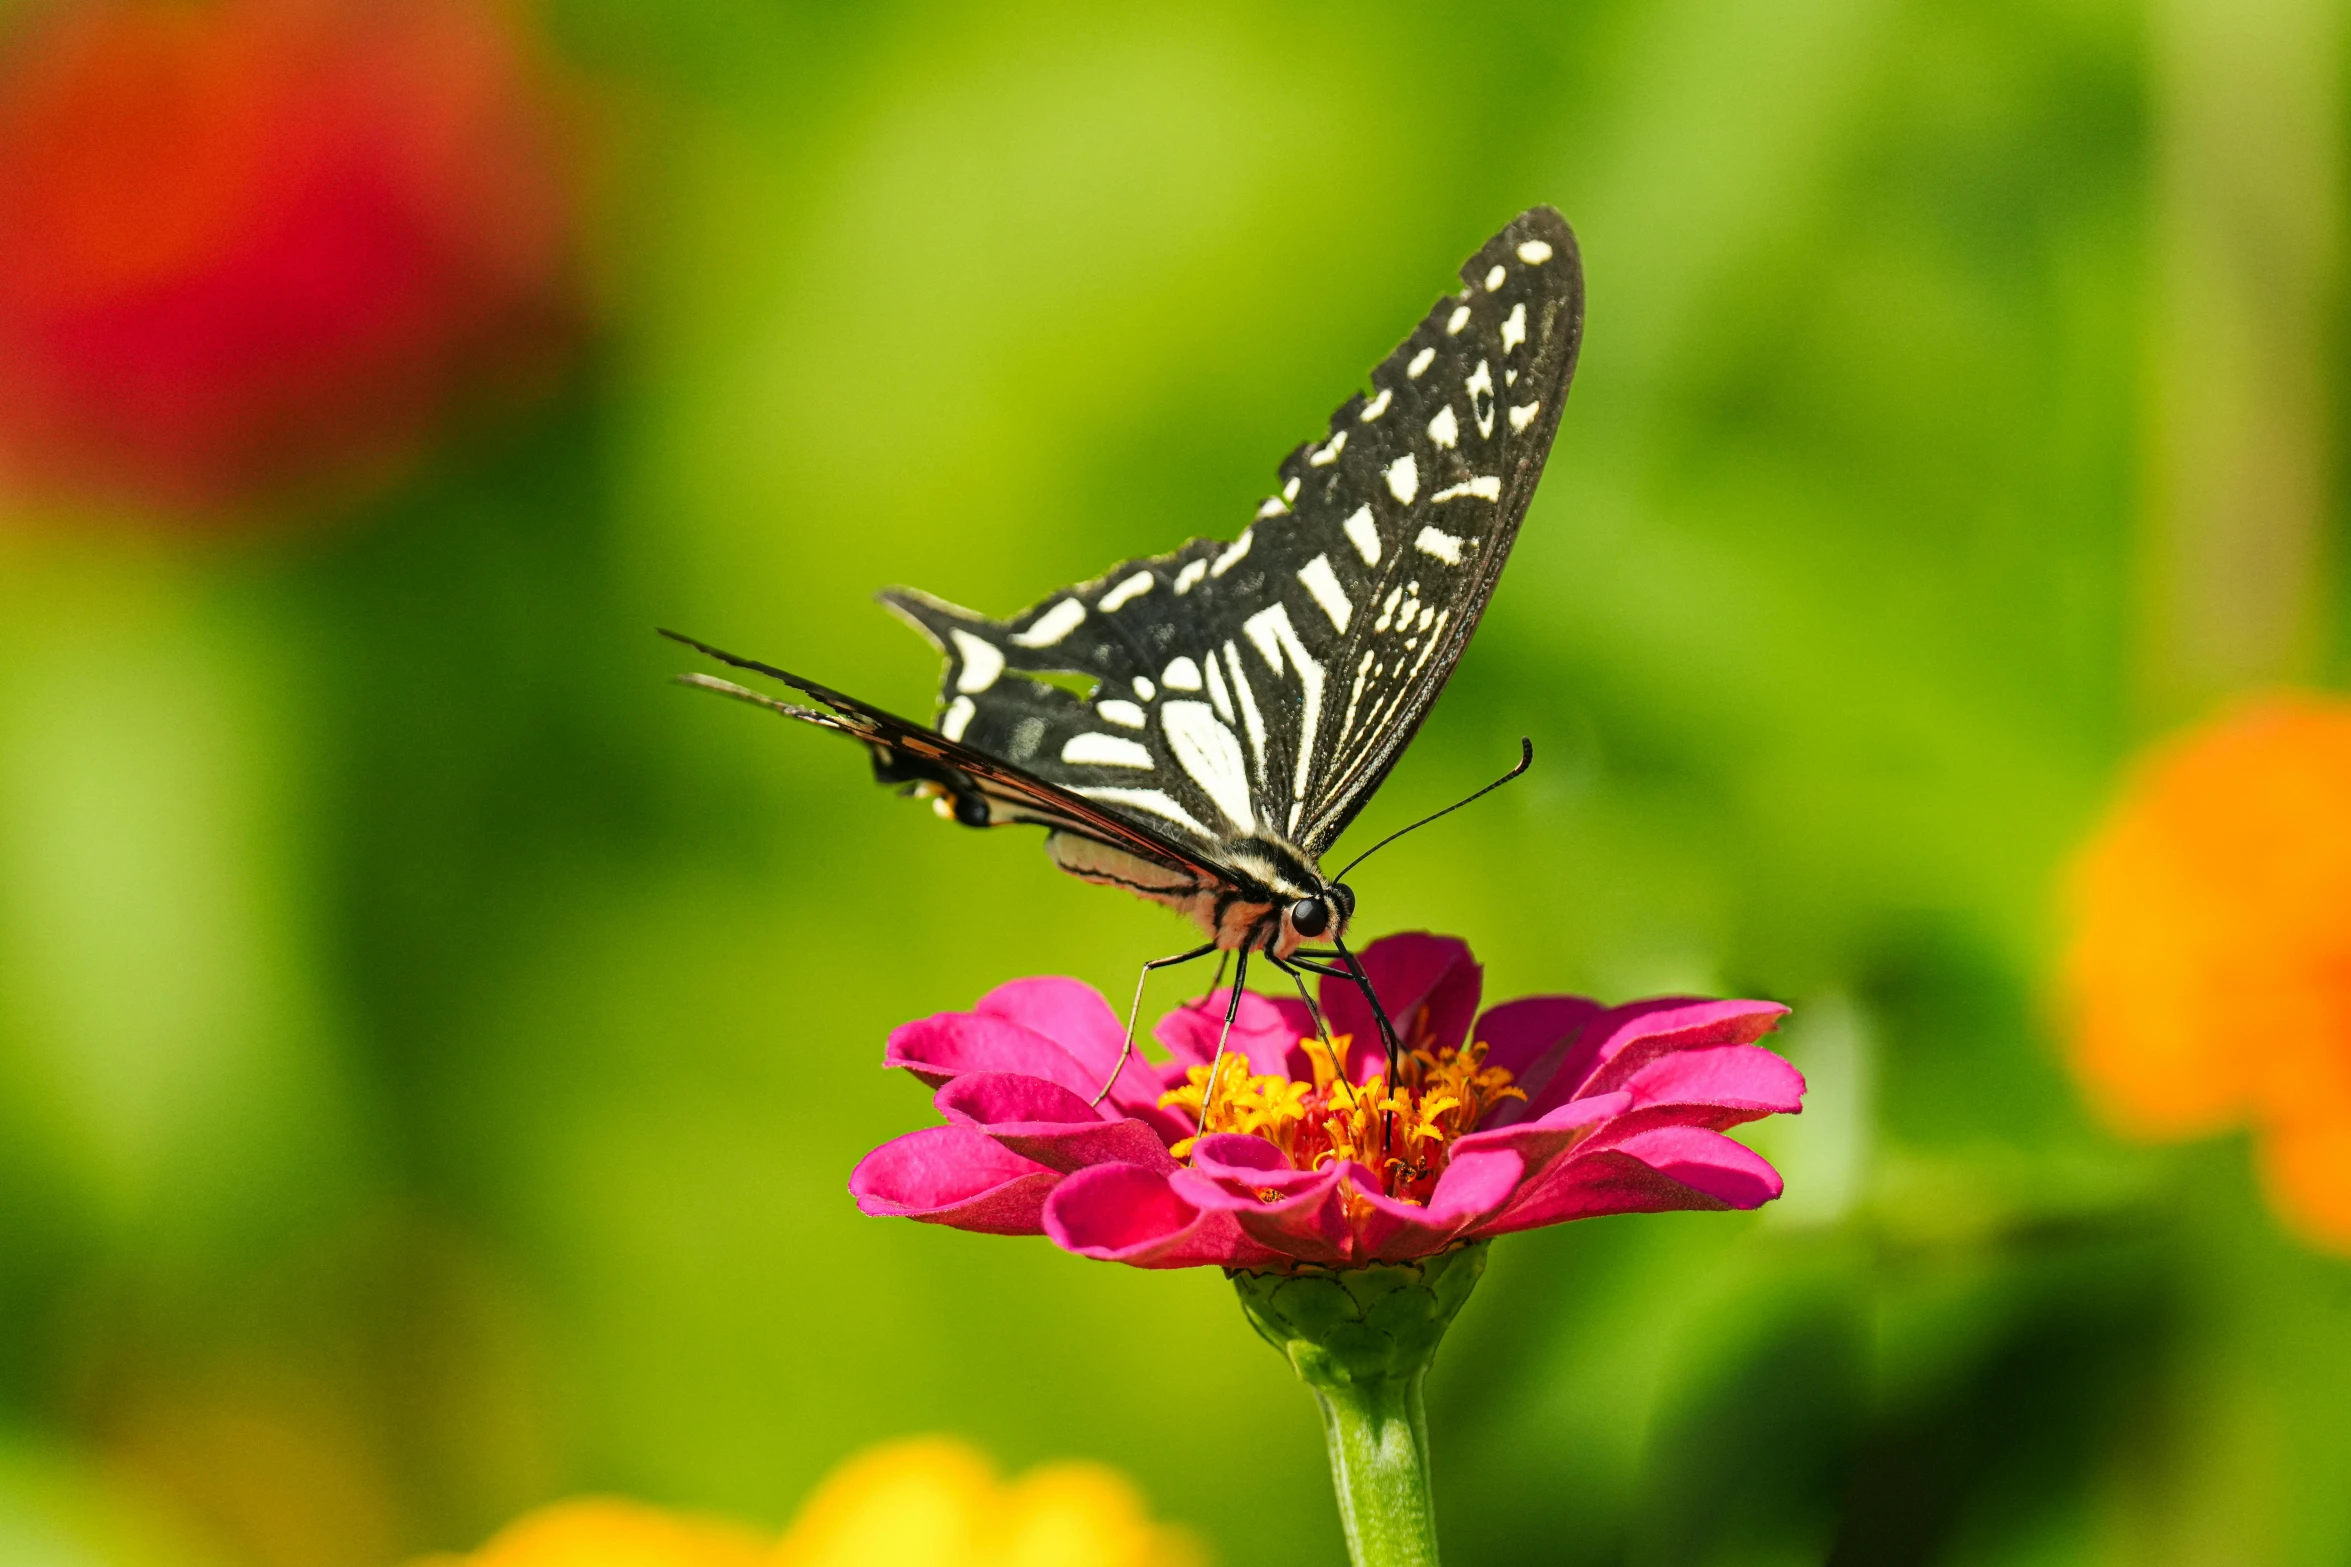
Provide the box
[0,0,575,517]
[418,1437,1206,1567]
[2063,693,2351,1248]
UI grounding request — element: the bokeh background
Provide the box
[4,0,2350,1562]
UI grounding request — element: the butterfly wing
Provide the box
[1285,206,1583,851]
[883,206,1584,858]
[660,630,1237,883]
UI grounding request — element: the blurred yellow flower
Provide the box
[416,1437,1205,1567]
[774,1437,1203,1567]
[413,1498,768,1567]
[2063,694,2351,1248]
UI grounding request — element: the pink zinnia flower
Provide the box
[853,933,1802,1270]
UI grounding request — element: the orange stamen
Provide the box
[1158,1035,1526,1203]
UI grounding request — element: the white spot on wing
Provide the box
[1211,532,1252,577]
[1414,527,1466,564]
[1426,405,1458,448]
[1132,676,1155,700]
[1342,505,1381,566]
[1466,359,1496,438]
[1062,732,1155,769]
[1407,347,1435,378]
[1010,598,1086,647]
[1384,454,1419,504]
[1242,603,1326,803]
[1099,571,1154,612]
[1173,559,1207,595]
[1360,388,1392,421]
[1078,787,1209,837]
[1432,477,1502,503]
[1509,402,1540,432]
[1446,305,1471,335]
[948,630,1003,693]
[1297,553,1352,633]
[1308,430,1346,466]
[1160,701,1255,831]
[1257,497,1289,519]
[1205,645,1234,722]
[942,695,975,741]
[1410,608,1451,675]
[1484,264,1506,291]
[1283,476,1300,502]
[1339,649,1374,742]
[1162,656,1202,691]
[1098,699,1147,728]
[1516,239,1553,265]
[1501,302,1526,353]
[1221,641,1266,778]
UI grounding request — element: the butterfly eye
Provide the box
[1288,896,1331,937]
[952,793,993,827]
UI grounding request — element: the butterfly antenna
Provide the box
[1333,737,1533,882]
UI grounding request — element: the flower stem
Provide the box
[1230,1242,1488,1567]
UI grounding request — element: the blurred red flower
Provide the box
[0,0,575,517]
[2064,694,2351,1249]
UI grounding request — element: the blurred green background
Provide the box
[3,0,2350,1562]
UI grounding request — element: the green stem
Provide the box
[1307,1358,1442,1567]
[1230,1242,1488,1567]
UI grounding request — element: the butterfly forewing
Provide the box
[881,207,1583,861]
[1288,208,1582,849]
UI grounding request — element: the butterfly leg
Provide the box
[1201,947,1232,1004]
[1329,933,1410,1146]
[1197,945,1254,1138]
[1328,933,1406,1077]
[1089,940,1219,1108]
[1265,954,1334,1051]
[1266,953,1364,1112]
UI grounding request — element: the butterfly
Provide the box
[667,206,1583,1080]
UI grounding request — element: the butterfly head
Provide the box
[1283,881,1354,945]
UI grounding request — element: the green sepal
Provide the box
[1230,1243,1489,1567]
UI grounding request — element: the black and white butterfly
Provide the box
[667,207,1583,1077]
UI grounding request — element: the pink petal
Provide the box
[1613,1043,1806,1128]
[887,1010,1089,1092]
[1473,995,1608,1125]
[1187,1133,1311,1187]
[935,1073,1178,1174]
[1155,988,1314,1078]
[1452,1090,1631,1172]
[1477,1125,1783,1235]
[1524,998,1789,1118]
[1322,932,1482,1064]
[1350,1147,1526,1262]
[978,976,1172,1110]
[976,975,1122,1055]
[1042,1163,1285,1270]
[1185,1157,1355,1266]
[849,1126,1060,1235]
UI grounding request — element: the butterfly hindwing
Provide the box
[659,631,1233,883]
[880,206,1584,858]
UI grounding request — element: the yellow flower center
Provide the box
[1158,1034,1525,1205]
